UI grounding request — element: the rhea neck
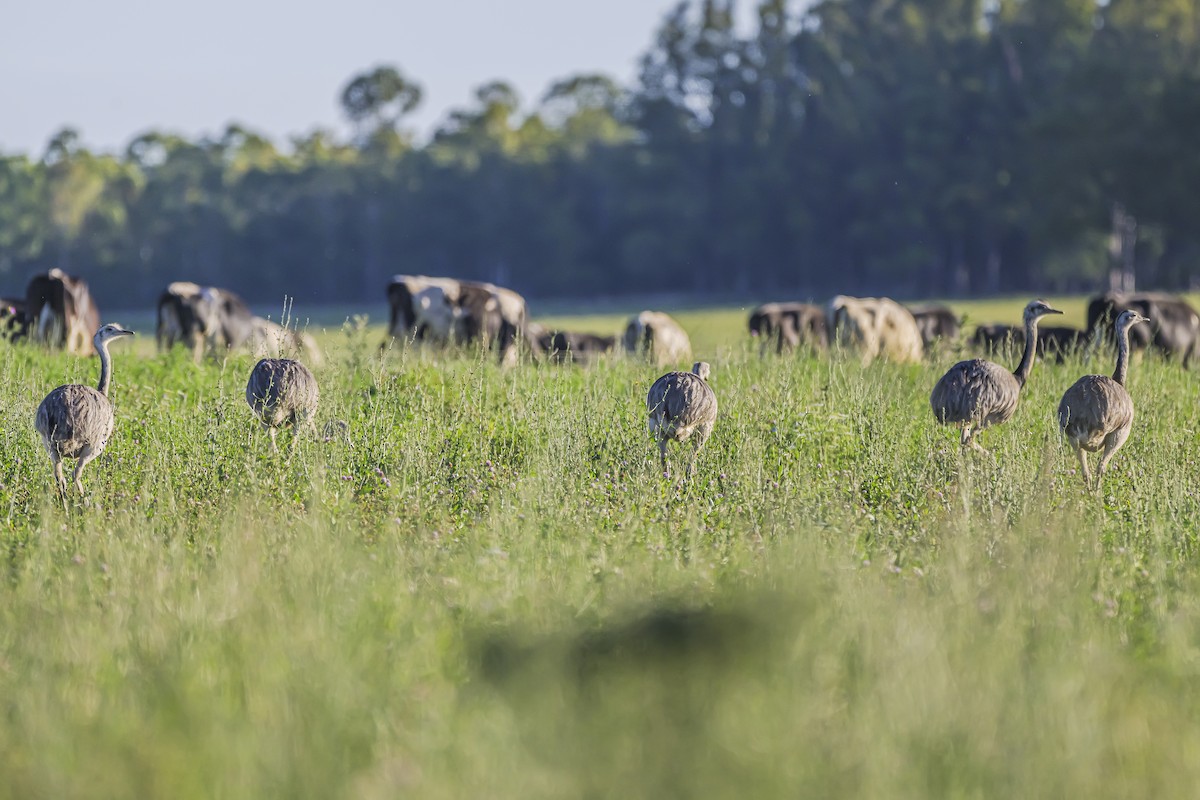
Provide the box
[95,336,116,396]
[1011,313,1044,388]
[1113,321,1134,386]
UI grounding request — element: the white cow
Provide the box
[828,295,924,364]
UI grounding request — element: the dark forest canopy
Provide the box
[3,0,1200,308]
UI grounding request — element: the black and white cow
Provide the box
[384,275,529,364]
[156,281,256,360]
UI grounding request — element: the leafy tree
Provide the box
[340,65,423,141]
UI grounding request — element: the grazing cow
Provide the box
[1086,291,1200,366]
[970,324,1088,364]
[409,285,459,345]
[0,298,29,343]
[156,282,256,360]
[385,274,530,364]
[907,304,962,348]
[385,275,465,344]
[156,281,204,354]
[26,269,100,355]
[248,317,323,366]
[488,283,529,366]
[623,311,692,367]
[523,321,548,358]
[827,296,924,364]
[539,330,618,364]
[747,302,829,355]
[1038,326,1089,362]
[452,281,504,346]
[970,323,1021,355]
[450,280,529,364]
[203,287,257,353]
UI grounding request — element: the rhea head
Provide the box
[94,323,136,346]
[1116,309,1150,331]
[1023,299,1063,322]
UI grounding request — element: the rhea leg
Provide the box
[289,419,304,456]
[51,456,67,498]
[292,412,316,453]
[1074,447,1092,490]
[659,439,670,478]
[687,437,704,477]
[961,425,990,456]
[688,426,713,478]
[1096,427,1132,490]
[73,445,98,495]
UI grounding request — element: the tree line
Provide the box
[3,0,1200,309]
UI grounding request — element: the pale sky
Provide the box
[1,0,758,157]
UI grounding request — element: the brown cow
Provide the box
[1086,291,1200,366]
[748,302,828,355]
[907,304,962,348]
[26,269,100,355]
[538,330,618,364]
[971,323,1088,364]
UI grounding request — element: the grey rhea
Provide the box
[646,361,718,477]
[930,299,1062,453]
[1058,309,1149,490]
[245,358,320,451]
[35,323,136,498]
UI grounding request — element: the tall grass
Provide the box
[1,306,1199,798]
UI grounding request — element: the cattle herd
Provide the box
[0,269,320,363]
[386,277,1189,370]
[4,269,1199,370]
[745,292,1200,367]
[2,269,99,354]
[5,269,1199,370]
[384,275,694,367]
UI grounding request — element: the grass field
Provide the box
[3,298,1200,798]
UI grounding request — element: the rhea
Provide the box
[246,358,319,451]
[930,299,1062,453]
[647,361,718,477]
[35,323,136,499]
[1058,309,1149,491]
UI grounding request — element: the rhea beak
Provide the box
[1047,308,1064,315]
